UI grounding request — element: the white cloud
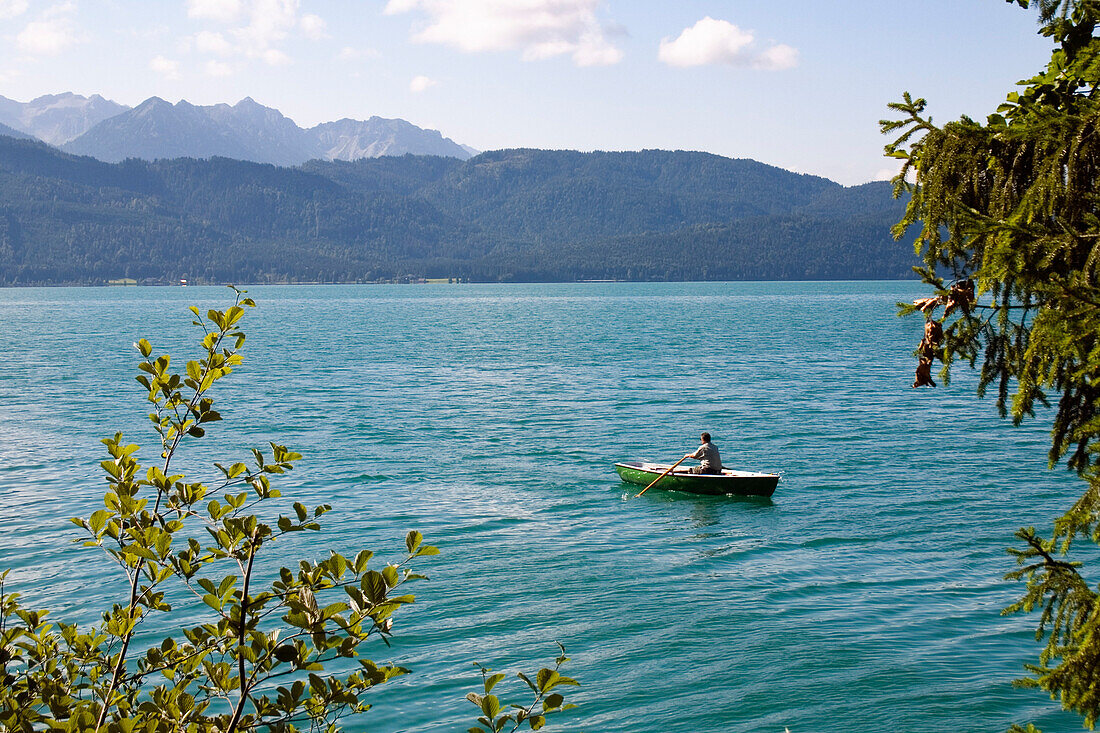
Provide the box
[300,13,326,39]
[149,55,180,79]
[658,17,797,70]
[573,27,622,66]
[17,21,71,54]
[205,59,233,76]
[384,0,417,12]
[384,0,623,67]
[338,46,380,61]
[752,43,798,71]
[0,0,28,20]
[409,74,436,92]
[187,0,243,23]
[260,47,290,65]
[873,162,916,183]
[233,0,297,59]
[194,30,234,56]
[659,17,751,67]
[871,159,915,183]
[16,3,78,56]
[185,0,328,68]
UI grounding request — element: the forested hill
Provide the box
[0,135,917,285]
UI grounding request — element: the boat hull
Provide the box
[615,461,779,497]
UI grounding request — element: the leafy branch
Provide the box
[466,644,579,733]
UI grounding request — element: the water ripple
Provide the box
[0,282,1081,733]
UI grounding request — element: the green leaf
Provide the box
[361,571,387,604]
[480,694,501,719]
[322,602,348,619]
[218,575,237,598]
[536,669,558,692]
[89,509,109,534]
[135,338,152,357]
[308,673,325,695]
[274,644,297,662]
[405,530,423,553]
[353,549,373,573]
[485,672,506,693]
[381,565,398,587]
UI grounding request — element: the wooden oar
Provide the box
[634,456,689,497]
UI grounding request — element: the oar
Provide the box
[634,456,688,498]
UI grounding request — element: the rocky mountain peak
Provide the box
[0,91,476,164]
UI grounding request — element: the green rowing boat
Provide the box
[614,461,779,497]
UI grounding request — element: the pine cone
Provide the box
[913,358,936,388]
[924,319,943,343]
[945,279,975,317]
[914,296,941,314]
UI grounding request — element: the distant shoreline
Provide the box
[0,142,918,288]
[0,276,921,289]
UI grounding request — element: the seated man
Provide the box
[685,432,723,474]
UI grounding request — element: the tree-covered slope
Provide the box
[308,149,844,247]
[0,121,33,141]
[0,136,916,284]
[464,186,910,282]
[0,137,489,283]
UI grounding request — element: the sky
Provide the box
[0,0,1056,185]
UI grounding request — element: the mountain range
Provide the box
[0,93,476,164]
[0,92,127,145]
[0,134,917,285]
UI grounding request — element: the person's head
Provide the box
[700,432,711,443]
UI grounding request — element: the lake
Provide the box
[0,281,1080,732]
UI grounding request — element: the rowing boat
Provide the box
[614,461,779,497]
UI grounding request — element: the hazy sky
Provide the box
[0,0,1054,185]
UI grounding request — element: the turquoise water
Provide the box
[0,282,1082,732]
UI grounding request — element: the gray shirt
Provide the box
[689,442,722,470]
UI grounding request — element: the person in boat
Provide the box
[684,432,723,474]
